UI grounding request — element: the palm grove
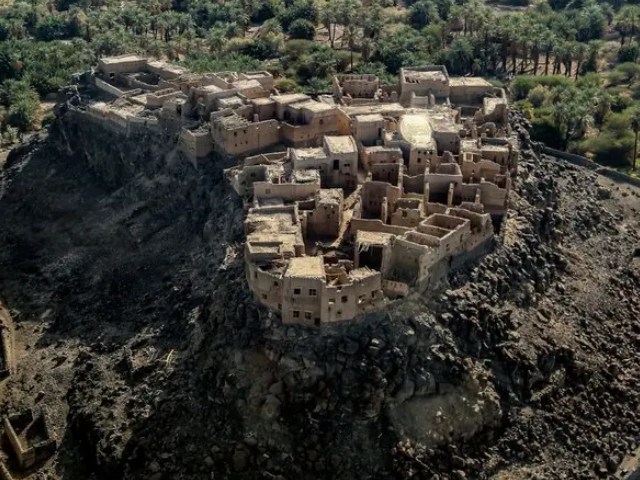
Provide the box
[1,0,640,170]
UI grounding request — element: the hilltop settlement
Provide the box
[68,55,517,326]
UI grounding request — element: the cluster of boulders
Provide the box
[3,106,640,480]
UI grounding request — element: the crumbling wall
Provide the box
[94,78,125,98]
[350,218,411,237]
[253,181,320,202]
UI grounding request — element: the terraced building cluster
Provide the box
[76,56,517,326]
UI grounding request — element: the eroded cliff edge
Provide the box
[0,108,638,479]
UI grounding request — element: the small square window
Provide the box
[293,310,300,318]
[294,288,301,295]
[309,289,317,296]
[262,294,267,300]
[277,303,282,310]
[273,281,279,287]
[304,311,312,320]
[337,310,342,316]
[341,295,348,303]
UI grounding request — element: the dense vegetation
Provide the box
[1,0,639,171]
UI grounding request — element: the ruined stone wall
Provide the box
[449,85,494,105]
[281,117,341,147]
[361,148,403,171]
[454,183,480,204]
[350,218,412,237]
[478,181,508,213]
[180,129,213,158]
[432,131,461,154]
[426,173,462,199]
[353,119,384,144]
[361,181,401,220]
[407,148,435,175]
[212,120,280,156]
[390,208,423,228]
[387,238,428,283]
[282,276,324,325]
[324,271,383,323]
[461,158,501,182]
[94,78,125,98]
[481,147,510,165]
[253,102,277,121]
[403,173,427,195]
[341,78,379,98]
[246,264,283,311]
[304,201,341,238]
[253,181,320,202]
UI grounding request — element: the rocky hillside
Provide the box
[0,108,638,480]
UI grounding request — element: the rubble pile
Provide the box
[0,108,638,480]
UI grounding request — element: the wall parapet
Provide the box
[542,146,640,188]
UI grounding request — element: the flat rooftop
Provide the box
[244,71,272,79]
[247,209,298,231]
[362,145,402,153]
[292,169,321,184]
[399,114,433,148]
[218,96,245,107]
[146,60,187,75]
[233,79,263,90]
[294,147,327,160]
[202,84,224,93]
[356,230,395,246]
[272,93,310,105]
[355,114,384,123]
[296,100,335,113]
[481,144,510,152]
[214,113,249,128]
[341,103,405,118]
[449,77,492,87]
[324,135,357,154]
[317,188,343,205]
[100,55,146,65]
[461,139,482,152]
[349,267,378,280]
[285,256,325,279]
[252,97,276,106]
[430,120,459,134]
[483,97,506,114]
[404,70,447,83]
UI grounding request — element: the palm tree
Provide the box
[206,27,227,53]
[573,43,587,79]
[147,41,163,59]
[361,37,375,63]
[552,88,595,149]
[631,109,640,171]
[236,12,250,37]
[542,34,556,76]
[261,18,282,36]
[320,1,337,49]
[563,42,577,77]
[344,24,359,71]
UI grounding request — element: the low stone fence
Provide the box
[542,146,640,188]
